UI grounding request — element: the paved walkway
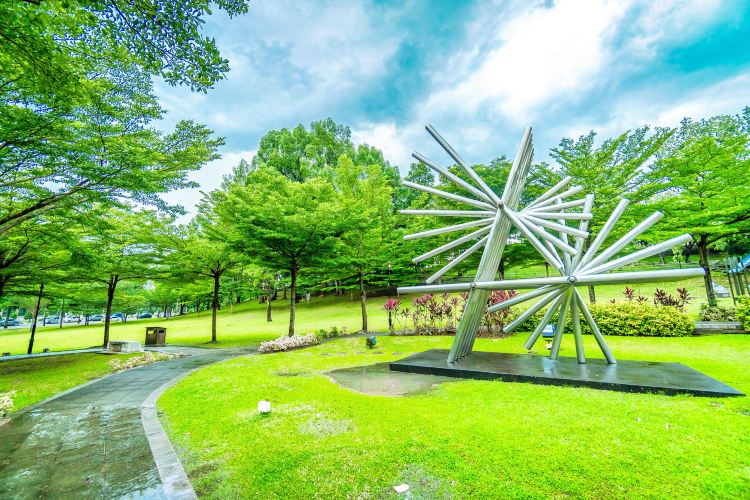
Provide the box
[0,346,253,499]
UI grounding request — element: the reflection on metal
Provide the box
[397,124,705,364]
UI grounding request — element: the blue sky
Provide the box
[158,0,750,214]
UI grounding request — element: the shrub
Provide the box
[109,351,184,372]
[699,304,736,322]
[315,326,349,340]
[585,302,694,337]
[514,301,694,337]
[736,297,750,330]
[258,334,319,353]
[1,391,15,417]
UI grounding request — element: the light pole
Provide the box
[387,261,393,330]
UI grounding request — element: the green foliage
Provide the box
[514,301,694,337]
[736,297,750,330]
[699,304,736,322]
[314,326,350,340]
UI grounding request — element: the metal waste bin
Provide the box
[145,327,167,346]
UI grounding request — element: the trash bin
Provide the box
[145,327,167,346]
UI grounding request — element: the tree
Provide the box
[213,167,342,336]
[551,127,671,302]
[330,155,394,332]
[69,209,166,346]
[165,223,243,342]
[642,111,750,305]
[1,1,250,95]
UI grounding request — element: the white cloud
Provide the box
[351,122,413,170]
[426,0,629,123]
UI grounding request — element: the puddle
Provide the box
[327,363,455,396]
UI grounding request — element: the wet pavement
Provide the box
[327,362,456,396]
[0,346,253,499]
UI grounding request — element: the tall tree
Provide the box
[642,111,750,305]
[551,127,671,302]
[212,167,342,336]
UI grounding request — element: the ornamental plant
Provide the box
[1,391,16,417]
[258,334,319,353]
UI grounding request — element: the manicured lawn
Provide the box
[158,334,750,498]
[0,266,729,356]
[0,352,142,413]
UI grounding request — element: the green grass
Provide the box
[0,352,141,413]
[158,334,750,498]
[0,267,731,356]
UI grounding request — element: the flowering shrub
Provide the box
[388,291,517,336]
[699,304,736,321]
[258,334,319,353]
[736,297,750,330]
[1,391,15,417]
[109,351,184,372]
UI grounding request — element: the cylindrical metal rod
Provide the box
[501,207,564,271]
[582,234,695,276]
[412,152,494,203]
[517,215,578,255]
[526,176,572,209]
[525,198,587,212]
[501,128,532,204]
[504,287,565,334]
[524,211,593,221]
[400,209,496,217]
[527,185,584,210]
[487,285,563,313]
[556,198,573,274]
[523,293,565,350]
[549,288,573,359]
[580,211,664,272]
[573,267,705,286]
[401,181,494,210]
[573,290,616,364]
[476,276,571,290]
[397,282,473,294]
[576,198,629,270]
[413,225,491,263]
[509,143,534,205]
[521,214,589,238]
[425,125,501,205]
[570,295,585,363]
[425,235,489,284]
[404,217,493,240]
[572,194,595,269]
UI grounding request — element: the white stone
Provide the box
[258,400,271,413]
[393,484,410,494]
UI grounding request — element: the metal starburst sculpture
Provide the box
[397,125,705,364]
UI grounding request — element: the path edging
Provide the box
[141,371,199,500]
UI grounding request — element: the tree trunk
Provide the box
[697,234,716,306]
[588,286,596,304]
[282,283,287,300]
[103,275,118,348]
[3,305,11,329]
[266,292,272,322]
[58,298,64,328]
[27,282,44,354]
[498,258,505,280]
[211,271,220,342]
[359,270,367,333]
[288,261,297,336]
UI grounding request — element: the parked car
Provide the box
[64,315,80,323]
[137,312,153,319]
[110,313,124,322]
[3,318,22,326]
[45,316,60,325]
[89,314,104,322]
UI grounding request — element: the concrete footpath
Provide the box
[0,346,253,499]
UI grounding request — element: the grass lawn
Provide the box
[0,352,142,413]
[0,266,730,356]
[158,334,750,498]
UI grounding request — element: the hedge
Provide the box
[514,301,694,337]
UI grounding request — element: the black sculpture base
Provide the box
[389,349,743,397]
